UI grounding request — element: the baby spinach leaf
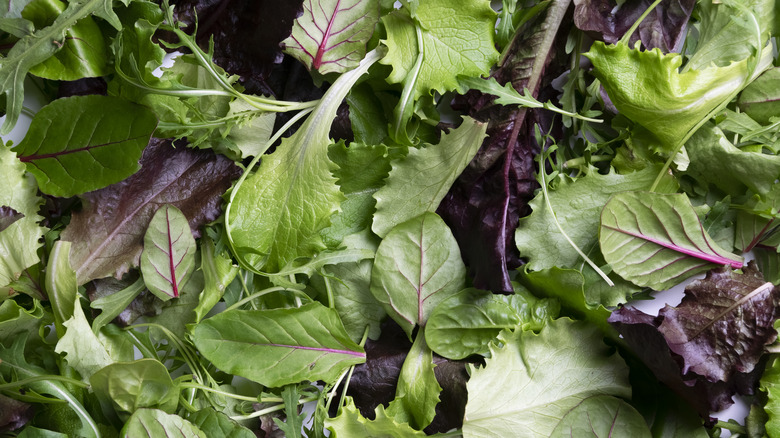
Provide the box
[379,0,499,100]
[61,139,240,284]
[373,117,487,237]
[90,359,178,421]
[187,409,255,438]
[550,395,652,437]
[140,205,197,301]
[282,0,380,74]
[191,302,365,387]
[227,49,382,273]
[13,95,157,197]
[600,191,744,290]
[385,330,441,430]
[121,408,204,438]
[462,319,631,438]
[425,286,558,360]
[370,212,466,338]
[45,241,77,338]
[325,397,427,437]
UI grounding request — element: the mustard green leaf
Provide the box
[140,205,197,302]
[379,0,499,99]
[283,0,380,75]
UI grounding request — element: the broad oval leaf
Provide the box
[90,359,178,421]
[550,395,651,438]
[140,204,197,301]
[191,302,365,387]
[370,212,466,338]
[282,0,380,74]
[120,408,203,438]
[385,330,441,430]
[599,191,743,290]
[13,95,157,197]
[425,287,558,360]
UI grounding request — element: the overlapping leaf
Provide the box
[140,205,197,301]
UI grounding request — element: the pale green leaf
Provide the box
[370,212,466,338]
[425,286,559,360]
[282,0,380,74]
[227,49,382,272]
[45,240,77,338]
[462,319,631,438]
[13,95,157,197]
[194,234,238,323]
[0,0,120,134]
[89,277,145,334]
[600,191,744,290]
[385,330,441,430]
[120,408,204,438]
[90,359,179,421]
[0,299,49,346]
[0,145,45,288]
[54,301,113,382]
[379,0,499,98]
[187,409,255,438]
[760,356,780,436]
[738,67,780,124]
[325,397,427,437]
[140,204,197,301]
[372,117,487,237]
[191,302,365,387]
[550,395,651,437]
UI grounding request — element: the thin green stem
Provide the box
[224,286,305,312]
[715,420,747,434]
[562,155,612,169]
[177,383,264,403]
[230,396,319,421]
[0,375,89,391]
[619,0,663,46]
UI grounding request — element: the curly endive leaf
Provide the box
[282,0,380,74]
[599,191,743,290]
[191,302,365,387]
[140,205,196,301]
[14,95,157,197]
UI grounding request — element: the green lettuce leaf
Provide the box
[54,301,113,382]
[551,395,651,437]
[325,397,427,437]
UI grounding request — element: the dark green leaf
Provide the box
[90,359,178,421]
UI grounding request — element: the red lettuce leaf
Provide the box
[62,138,241,284]
[0,393,34,432]
[573,0,695,52]
[438,0,570,292]
[0,206,23,233]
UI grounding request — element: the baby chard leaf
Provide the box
[599,191,743,290]
[282,0,380,75]
[13,95,157,197]
[191,302,365,387]
[370,212,466,338]
[140,205,197,301]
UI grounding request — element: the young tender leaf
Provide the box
[90,359,178,421]
[550,395,652,437]
[761,357,780,436]
[0,299,50,346]
[24,0,109,80]
[0,0,121,134]
[61,139,240,285]
[121,408,204,438]
[272,385,307,438]
[462,319,631,438]
[372,117,487,238]
[13,95,157,197]
[54,301,113,382]
[191,302,365,387]
[657,263,780,382]
[425,286,559,360]
[379,0,499,99]
[45,241,77,338]
[0,145,45,288]
[227,49,382,273]
[282,0,380,74]
[739,67,780,124]
[370,213,466,338]
[140,205,197,301]
[385,330,441,430]
[600,191,744,290]
[89,278,145,334]
[187,409,255,438]
[194,234,238,323]
[325,397,427,437]
[146,270,204,339]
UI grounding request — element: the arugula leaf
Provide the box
[191,302,365,387]
[600,191,744,290]
[272,385,307,438]
[140,204,197,301]
[462,319,631,438]
[370,212,466,338]
[372,117,487,237]
[282,0,380,74]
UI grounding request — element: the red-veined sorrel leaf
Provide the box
[191,302,365,387]
[282,0,380,74]
[13,95,157,197]
[140,205,196,301]
[599,191,743,290]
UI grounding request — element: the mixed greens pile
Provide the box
[1,0,780,436]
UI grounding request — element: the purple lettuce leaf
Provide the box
[438,0,570,292]
[61,138,241,284]
[0,393,34,432]
[0,206,23,233]
[573,0,695,52]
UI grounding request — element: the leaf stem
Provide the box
[230,396,319,421]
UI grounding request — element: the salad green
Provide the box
[1,0,780,436]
